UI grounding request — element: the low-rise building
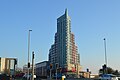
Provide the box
[79,71,90,78]
[35,61,49,78]
[0,57,17,75]
[23,64,35,74]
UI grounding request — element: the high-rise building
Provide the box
[49,9,81,75]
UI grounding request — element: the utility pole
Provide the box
[77,64,79,78]
[50,69,51,80]
[56,63,58,80]
[50,64,52,80]
[14,59,17,79]
[32,51,35,80]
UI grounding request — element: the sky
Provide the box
[0,0,120,74]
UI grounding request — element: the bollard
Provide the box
[62,75,66,80]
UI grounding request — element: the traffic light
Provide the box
[87,68,89,72]
[59,67,62,72]
[28,62,30,68]
[14,59,17,65]
[32,51,34,59]
[59,67,62,70]
[102,64,107,70]
[56,63,59,69]
[102,64,107,74]
[50,64,52,69]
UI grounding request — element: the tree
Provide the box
[113,70,119,75]
[99,66,120,76]
[107,67,114,74]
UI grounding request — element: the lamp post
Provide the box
[103,38,107,66]
[28,30,32,80]
[103,38,107,74]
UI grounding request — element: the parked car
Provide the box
[15,73,25,78]
[0,74,10,80]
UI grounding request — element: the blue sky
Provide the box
[0,0,120,74]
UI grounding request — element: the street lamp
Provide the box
[103,38,107,74]
[103,38,107,66]
[28,30,32,80]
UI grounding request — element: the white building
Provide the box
[0,57,17,75]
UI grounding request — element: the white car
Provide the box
[112,77,120,80]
